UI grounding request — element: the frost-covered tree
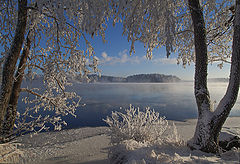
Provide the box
[111,0,238,153]
[0,0,110,142]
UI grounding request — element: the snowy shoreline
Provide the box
[16,117,240,163]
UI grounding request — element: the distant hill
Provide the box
[126,74,181,83]
[82,73,181,83]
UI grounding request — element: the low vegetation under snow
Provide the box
[104,105,240,164]
[1,105,240,164]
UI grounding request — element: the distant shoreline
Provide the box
[74,74,229,83]
[76,73,181,83]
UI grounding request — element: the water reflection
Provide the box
[19,82,240,129]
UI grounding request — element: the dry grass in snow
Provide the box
[0,142,23,163]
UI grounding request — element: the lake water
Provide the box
[60,82,240,129]
[18,82,240,129]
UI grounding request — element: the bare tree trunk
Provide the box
[188,0,240,153]
[0,0,27,138]
[2,31,31,137]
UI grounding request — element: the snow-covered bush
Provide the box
[104,105,169,145]
[104,105,184,163]
[104,104,182,145]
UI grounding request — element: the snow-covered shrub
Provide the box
[104,105,184,163]
[104,104,170,145]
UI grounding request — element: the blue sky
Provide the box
[88,22,231,81]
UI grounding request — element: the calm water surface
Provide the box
[61,82,240,128]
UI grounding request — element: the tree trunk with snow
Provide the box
[188,0,240,153]
[0,0,28,140]
[2,31,31,137]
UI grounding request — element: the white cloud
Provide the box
[151,57,177,65]
[101,52,112,62]
[140,55,177,65]
[99,50,177,66]
[101,52,108,58]
[100,50,141,65]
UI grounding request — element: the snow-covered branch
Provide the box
[0,0,111,139]
[110,0,233,66]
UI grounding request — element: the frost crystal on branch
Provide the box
[104,105,183,164]
[0,0,110,139]
[104,105,182,145]
[111,0,234,66]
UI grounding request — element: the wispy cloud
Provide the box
[151,57,177,65]
[141,55,177,65]
[99,50,177,65]
[100,50,141,65]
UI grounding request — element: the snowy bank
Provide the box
[17,127,110,164]
[5,117,239,163]
[107,117,240,164]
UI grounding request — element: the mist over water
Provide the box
[18,82,240,129]
[63,82,240,129]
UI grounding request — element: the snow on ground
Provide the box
[17,127,110,164]
[13,117,240,163]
